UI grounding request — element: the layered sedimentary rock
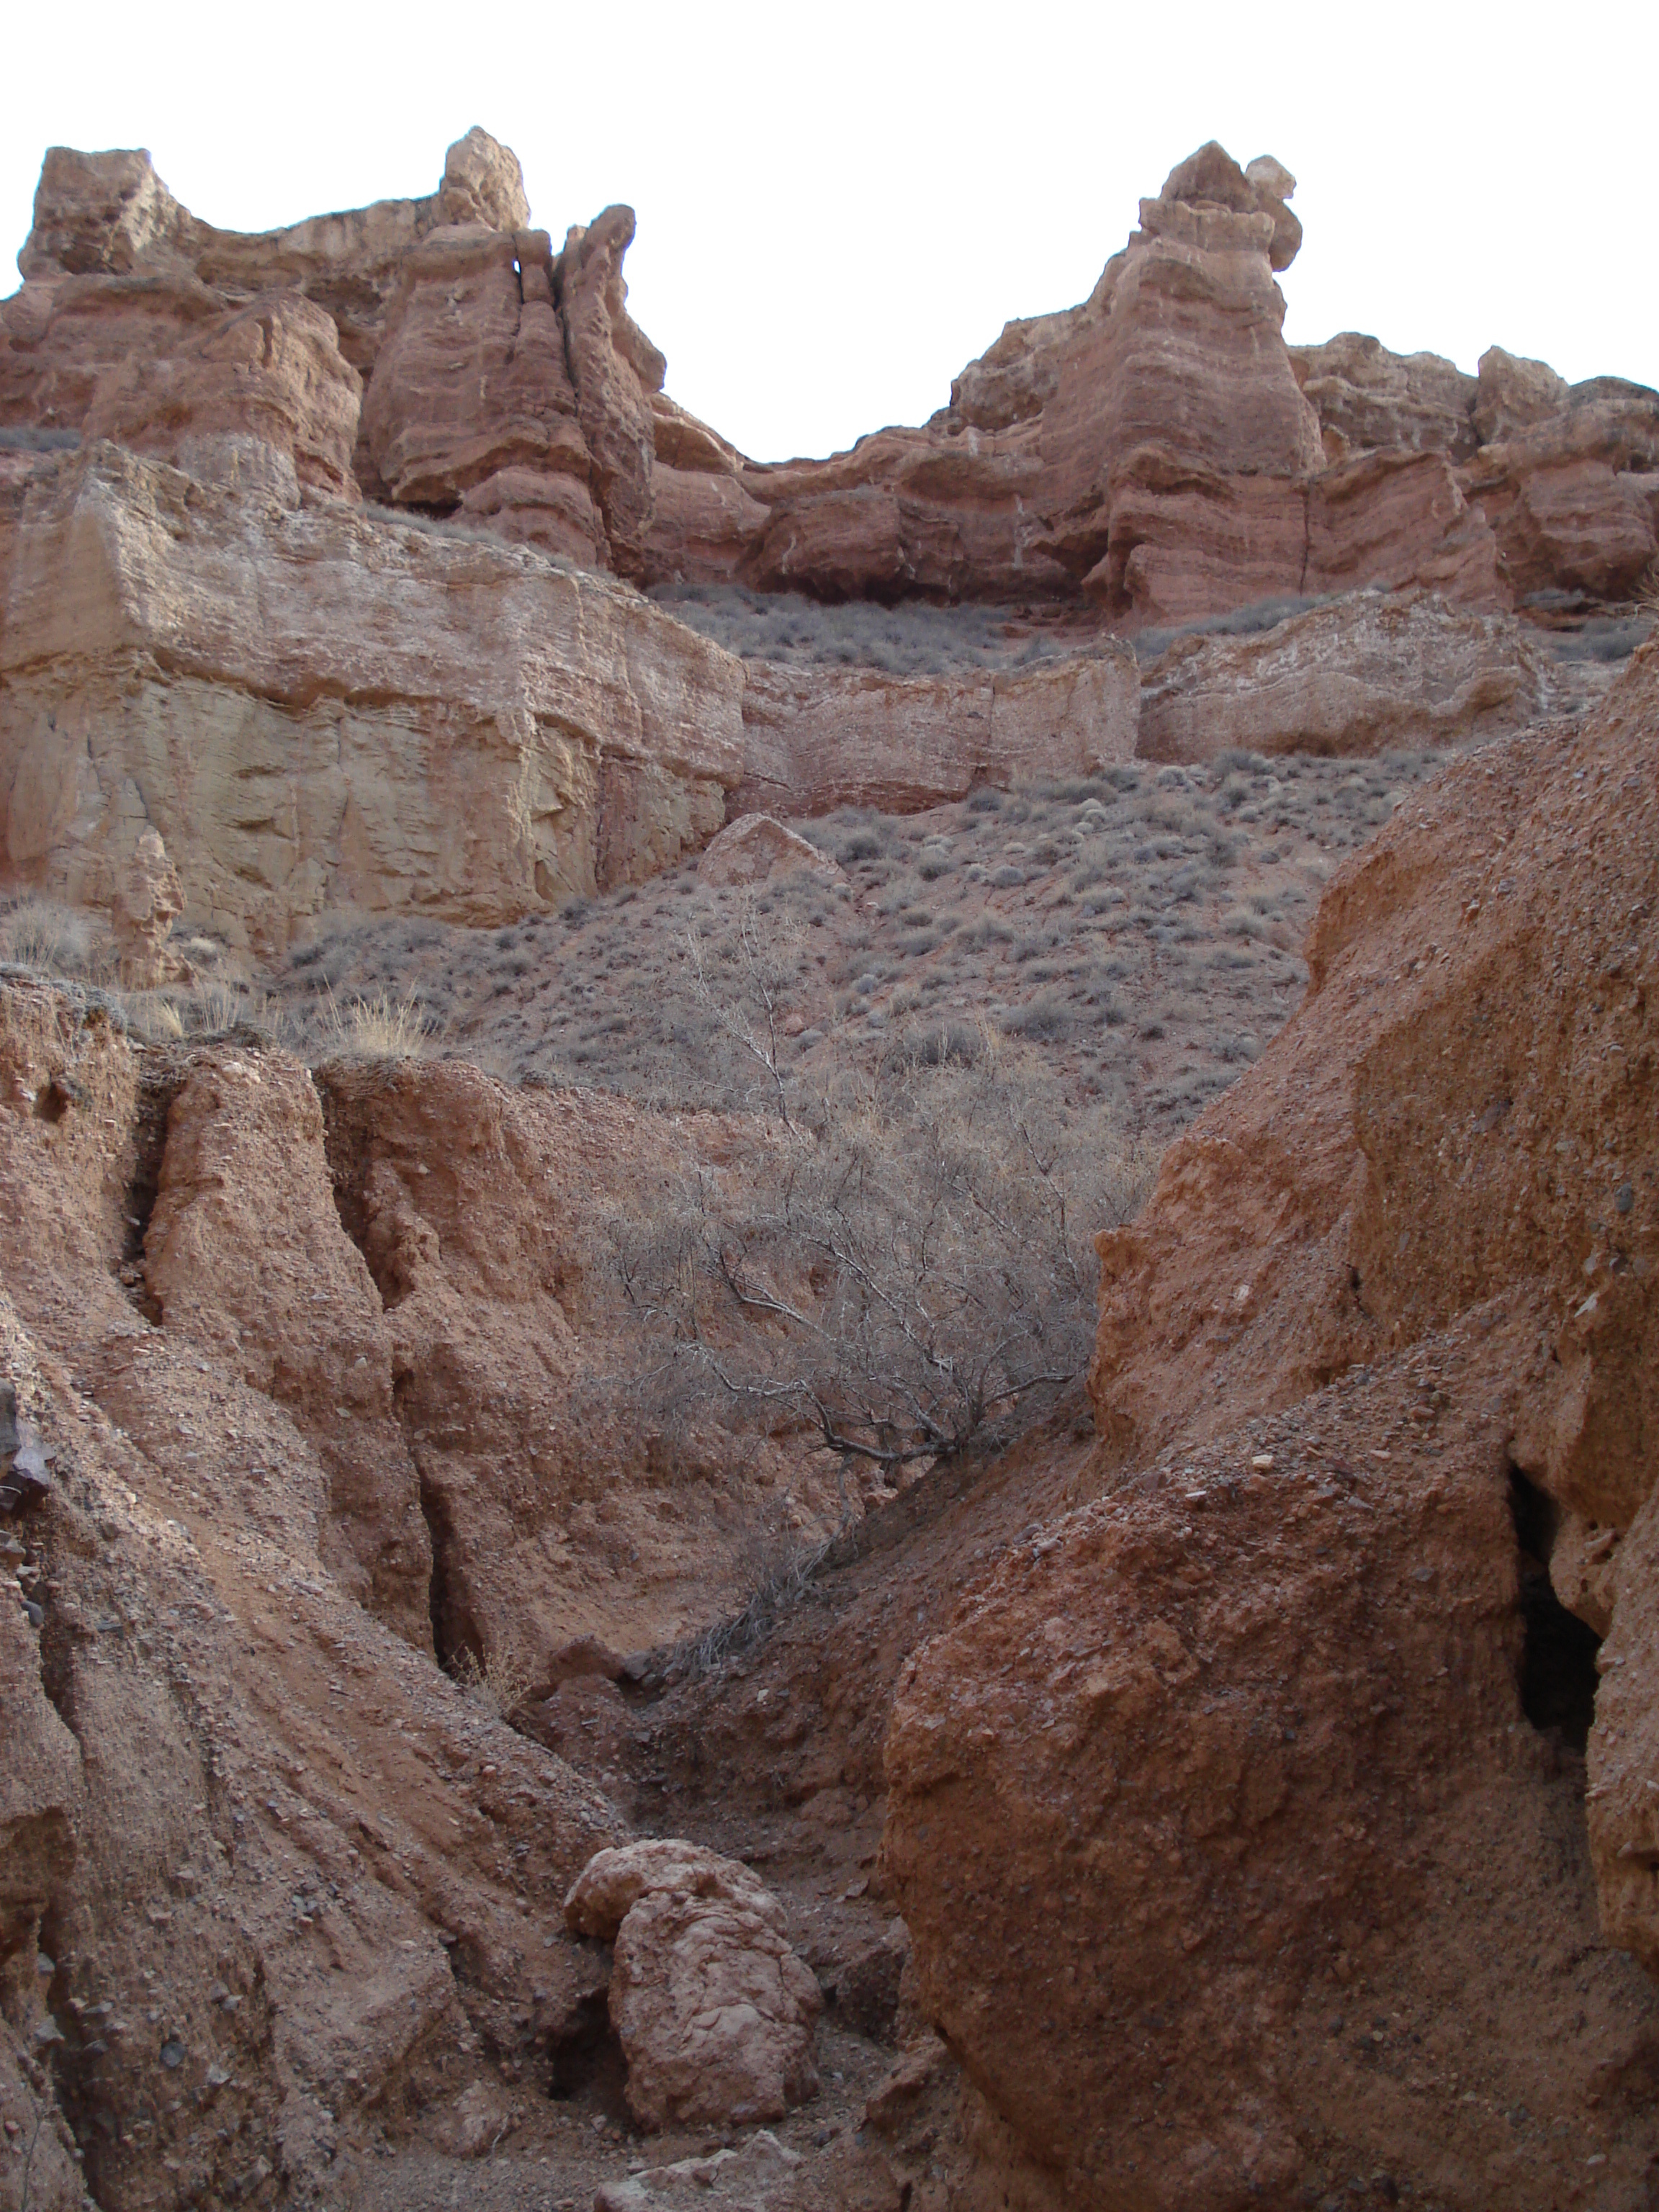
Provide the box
[6,128,1655,643]
[12,127,527,376]
[0,442,745,950]
[1460,360,1659,603]
[737,646,1139,815]
[1290,333,1480,464]
[1138,589,1560,762]
[884,639,1659,2208]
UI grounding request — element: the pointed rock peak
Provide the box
[1160,142,1258,213]
[1151,139,1302,272]
[1246,154,1296,202]
[436,127,530,233]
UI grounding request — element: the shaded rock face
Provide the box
[884,641,1659,2208]
[565,1840,822,2132]
[314,1060,840,1678]
[142,1052,432,1640]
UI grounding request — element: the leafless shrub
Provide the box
[680,1519,850,1676]
[611,1028,1155,1478]
[685,895,802,1126]
[450,1643,536,1721]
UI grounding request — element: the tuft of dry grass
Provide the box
[115,979,279,1044]
[0,899,96,977]
[318,984,433,1060]
[450,1644,536,1721]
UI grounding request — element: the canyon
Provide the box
[0,122,1655,2212]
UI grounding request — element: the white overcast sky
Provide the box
[6,0,1655,464]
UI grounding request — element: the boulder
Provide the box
[566,1839,822,2131]
[563,1838,774,1938]
[697,813,843,889]
[609,1888,823,2132]
[1138,588,1559,761]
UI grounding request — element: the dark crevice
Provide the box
[315,1071,473,1682]
[1509,1465,1601,1753]
[119,1059,187,1321]
[35,1581,79,1730]
[414,1457,479,1674]
[544,1990,627,2108]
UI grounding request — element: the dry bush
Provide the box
[647,584,1080,677]
[121,992,186,1042]
[681,1520,848,1676]
[684,895,802,1125]
[613,1028,1155,1477]
[450,1644,536,1721]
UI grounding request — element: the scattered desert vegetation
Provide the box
[4,752,1450,1503]
[317,982,433,1059]
[271,746,1452,1128]
[648,582,1101,673]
